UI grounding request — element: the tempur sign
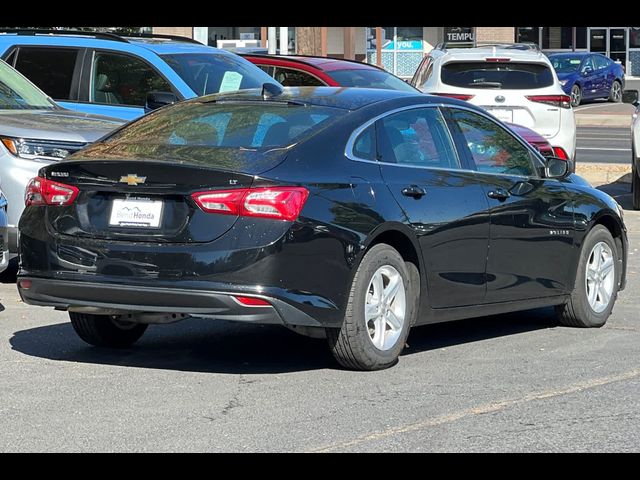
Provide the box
[445,27,474,44]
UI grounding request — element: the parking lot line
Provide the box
[308,367,640,453]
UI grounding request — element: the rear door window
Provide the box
[273,67,325,86]
[90,51,173,107]
[14,47,79,100]
[377,107,460,169]
[441,62,554,89]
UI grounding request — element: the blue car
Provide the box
[548,52,625,107]
[0,30,280,121]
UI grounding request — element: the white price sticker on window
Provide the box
[219,71,243,92]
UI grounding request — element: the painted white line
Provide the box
[576,147,630,151]
[575,103,628,111]
[307,368,640,453]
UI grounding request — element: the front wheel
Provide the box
[327,244,417,371]
[570,84,582,107]
[608,80,622,103]
[70,312,148,347]
[555,225,620,327]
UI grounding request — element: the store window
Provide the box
[630,28,640,48]
[365,27,424,79]
[516,27,586,50]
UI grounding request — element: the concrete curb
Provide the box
[575,114,632,128]
[575,162,631,185]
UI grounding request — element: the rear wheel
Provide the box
[327,244,417,371]
[608,80,622,102]
[570,84,582,107]
[555,226,620,327]
[69,312,148,347]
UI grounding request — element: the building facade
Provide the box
[153,27,640,78]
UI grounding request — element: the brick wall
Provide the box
[475,27,514,44]
[152,27,194,39]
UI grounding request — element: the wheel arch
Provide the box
[591,212,627,290]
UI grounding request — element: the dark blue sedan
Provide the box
[549,52,625,107]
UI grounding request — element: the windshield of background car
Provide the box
[161,53,280,96]
[326,69,418,92]
[102,101,346,151]
[0,61,57,110]
[441,62,554,89]
[549,56,583,73]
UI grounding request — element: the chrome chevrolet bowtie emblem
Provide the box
[119,174,146,186]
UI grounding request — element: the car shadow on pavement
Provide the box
[9,308,559,374]
[597,181,633,210]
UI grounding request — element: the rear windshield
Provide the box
[441,62,554,89]
[161,53,279,96]
[103,101,346,149]
[326,69,418,92]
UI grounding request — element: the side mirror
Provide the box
[582,67,593,76]
[145,91,178,112]
[545,157,569,179]
[622,89,639,107]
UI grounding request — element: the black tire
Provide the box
[633,162,640,210]
[326,244,418,371]
[570,84,582,107]
[69,312,148,347]
[608,80,622,103]
[555,225,620,328]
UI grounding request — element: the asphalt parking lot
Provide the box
[0,183,638,452]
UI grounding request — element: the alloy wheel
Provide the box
[364,265,406,351]
[585,241,615,313]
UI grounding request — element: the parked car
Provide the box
[548,52,625,107]
[0,29,280,121]
[0,59,125,255]
[0,190,8,273]
[242,54,418,92]
[622,89,640,209]
[245,54,569,164]
[18,87,626,371]
[410,43,577,162]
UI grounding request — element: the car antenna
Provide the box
[262,83,284,100]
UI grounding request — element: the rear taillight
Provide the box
[526,95,572,109]
[25,176,79,207]
[552,146,569,160]
[431,93,475,101]
[192,186,309,222]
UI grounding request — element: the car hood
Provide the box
[0,109,125,142]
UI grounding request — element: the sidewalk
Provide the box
[575,162,631,186]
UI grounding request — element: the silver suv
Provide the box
[410,43,576,162]
[0,59,124,254]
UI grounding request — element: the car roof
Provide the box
[0,31,227,56]
[433,46,551,64]
[241,54,383,72]
[193,86,427,110]
[548,52,597,58]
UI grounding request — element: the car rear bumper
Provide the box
[17,277,326,327]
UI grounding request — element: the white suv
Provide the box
[411,43,576,161]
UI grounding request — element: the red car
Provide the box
[243,54,570,167]
[241,54,419,92]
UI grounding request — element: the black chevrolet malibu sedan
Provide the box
[17,86,627,370]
